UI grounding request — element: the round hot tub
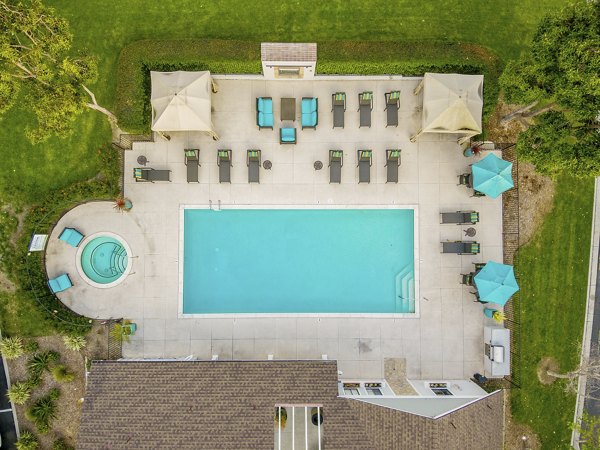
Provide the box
[76,232,132,288]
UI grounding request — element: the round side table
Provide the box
[314,161,323,170]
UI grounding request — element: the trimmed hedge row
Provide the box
[115,39,501,133]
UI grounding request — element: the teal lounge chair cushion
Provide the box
[302,98,317,113]
[257,98,272,114]
[258,112,273,127]
[280,127,296,143]
[470,212,479,223]
[59,228,84,247]
[48,273,72,293]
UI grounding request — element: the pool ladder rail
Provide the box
[209,199,222,211]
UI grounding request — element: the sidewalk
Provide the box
[572,177,600,449]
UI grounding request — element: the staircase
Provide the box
[395,264,415,313]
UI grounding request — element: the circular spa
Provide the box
[76,232,132,288]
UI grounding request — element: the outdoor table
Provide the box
[263,160,272,170]
[314,161,323,170]
[464,227,477,237]
[137,155,148,166]
[281,98,296,121]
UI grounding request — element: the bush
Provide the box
[115,39,501,134]
[51,364,74,382]
[27,350,60,381]
[24,340,39,353]
[26,388,60,433]
[16,431,39,450]
[62,335,86,351]
[52,439,74,450]
[6,381,32,404]
[0,336,24,359]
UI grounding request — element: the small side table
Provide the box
[137,155,148,166]
[314,161,323,170]
[464,227,477,237]
[263,160,272,170]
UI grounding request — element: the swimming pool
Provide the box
[76,233,131,288]
[181,207,417,315]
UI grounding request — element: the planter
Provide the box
[483,308,496,319]
[311,407,323,426]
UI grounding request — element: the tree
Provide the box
[540,355,600,401]
[499,1,600,176]
[0,0,116,143]
[573,413,600,450]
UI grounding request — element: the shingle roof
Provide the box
[78,360,503,450]
[261,43,317,62]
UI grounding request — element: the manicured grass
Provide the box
[512,174,594,449]
[0,292,55,337]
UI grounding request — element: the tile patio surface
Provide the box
[46,75,503,380]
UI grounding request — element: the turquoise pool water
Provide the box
[80,236,128,284]
[183,208,415,314]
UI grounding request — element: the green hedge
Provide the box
[115,39,501,133]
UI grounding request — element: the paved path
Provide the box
[573,177,600,449]
[0,353,18,449]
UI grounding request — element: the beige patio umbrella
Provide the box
[151,71,219,140]
[410,73,483,145]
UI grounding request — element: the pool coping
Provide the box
[177,204,420,318]
[75,231,134,289]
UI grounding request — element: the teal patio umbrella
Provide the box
[471,153,514,199]
[474,261,519,306]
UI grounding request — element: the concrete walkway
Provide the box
[572,177,600,449]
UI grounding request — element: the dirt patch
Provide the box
[486,101,556,245]
[503,390,542,450]
[6,325,108,448]
[537,356,562,385]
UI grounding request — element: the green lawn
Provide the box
[512,174,594,449]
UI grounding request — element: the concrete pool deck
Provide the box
[46,75,504,380]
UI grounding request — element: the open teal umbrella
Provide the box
[471,153,514,199]
[474,261,519,306]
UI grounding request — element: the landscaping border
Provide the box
[115,39,502,133]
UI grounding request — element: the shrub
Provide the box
[52,439,74,450]
[16,431,39,450]
[27,350,60,380]
[62,335,86,351]
[6,381,32,405]
[26,388,60,433]
[24,340,39,353]
[0,336,25,359]
[51,364,74,382]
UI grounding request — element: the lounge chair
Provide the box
[217,150,232,183]
[184,149,200,183]
[472,290,488,304]
[385,149,401,183]
[358,92,373,128]
[385,91,400,127]
[332,92,346,128]
[247,149,261,183]
[133,168,171,182]
[441,241,480,255]
[440,211,479,225]
[473,262,486,272]
[280,127,297,144]
[301,97,318,129]
[329,150,343,184]
[256,97,274,129]
[357,150,372,184]
[58,227,84,247]
[461,273,476,286]
[48,273,72,294]
[458,173,472,187]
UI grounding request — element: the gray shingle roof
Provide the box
[78,360,503,450]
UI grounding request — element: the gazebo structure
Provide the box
[150,71,219,140]
[411,73,483,145]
